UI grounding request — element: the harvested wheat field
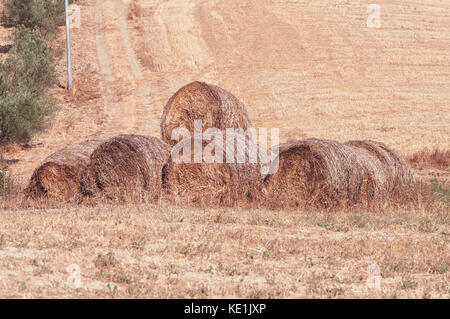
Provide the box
[25,139,107,201]
[161,81,252,146]
[81,134,170,202]
[162,136,262,207]
[0,0,449,299]
[0,204,448,298]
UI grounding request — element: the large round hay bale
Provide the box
[162,135,262,207]
[345,140,415,193]
[160,81,252,146]
[26,139,107,201]
[262,138,390,209]
[81,135,171,201]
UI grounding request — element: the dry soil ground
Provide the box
[0,0,448,298]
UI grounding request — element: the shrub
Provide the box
[0,91,54,143]
[0,27,56,143]
[1,0,71,36]
[1,26,56,96]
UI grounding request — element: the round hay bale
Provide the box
[81,135,171,201]
[26,139,107,201]
[160,81,252,146]
[162,135,262,207]
[262,138,390,209]
[345,140,415,193]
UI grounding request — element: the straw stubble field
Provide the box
[0,0,449,298]
[0,204,448,298]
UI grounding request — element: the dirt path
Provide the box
[94,0,138,133]
[95,0,162,135]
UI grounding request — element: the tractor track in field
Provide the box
[94,0,156,135]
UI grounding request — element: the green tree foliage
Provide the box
[2,26,56,95]
[0,27,56,143]
[1,0,70,36]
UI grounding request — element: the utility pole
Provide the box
[64,0,73,91]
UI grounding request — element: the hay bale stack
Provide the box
[262,139,391,209]
[26,139,107,200]
[162,136,262,207]
[345,140,415,193]
[81,135,170,201]
[160,81,252,146]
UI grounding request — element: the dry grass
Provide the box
[160,81,252,146]
[409,148,450,171]
[81,134,170,202]
[25,139,107,201]
[127,0,143,20]
[0,200,447,298]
